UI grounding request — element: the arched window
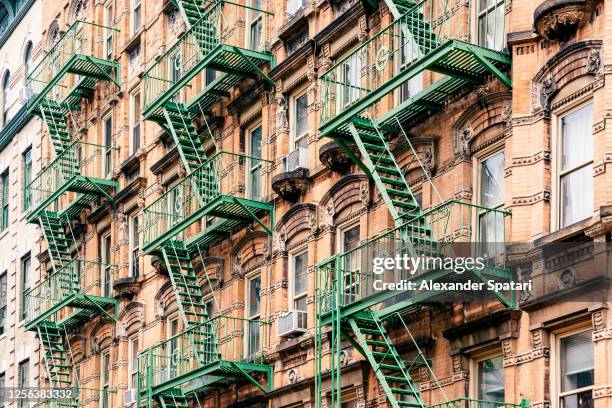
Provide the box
[2,70,10,127]
[0,4,10,38]
[23,41,33,80]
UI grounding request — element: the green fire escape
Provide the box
[139,1,275,406]
[24,20,119,405]
[315,0,518,407]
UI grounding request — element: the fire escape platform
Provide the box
[143,43,274,122]
[320,40,511,140]
[26,175,118,222]
[28,54,119,114]
[143,194,272,255]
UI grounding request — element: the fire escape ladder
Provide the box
[38,211,75,274]
[162,103,208,173]
[37,321,73,389]
[348,311,425,408]
[160,240,210,328]
[39,99,73,157]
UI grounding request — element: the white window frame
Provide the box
[337,222,361,304]
[101,352,110,408]
[550,326,594,408]
[245,272,261,358]
[289,250,308,312]
[474,0,505,51]
[246,124,263,200]
[104,5,113,59]
[129,215,139,278]
[246,0,264,51]
[128,337,139,390]
[103,115,113,178]
[470,352,505,401]
[130,91,141,155]
[290,91,309,150]
[131,0,142,36]
[102,233,112,297]
[551,100,594,231]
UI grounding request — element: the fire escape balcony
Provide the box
[24,259,118,331]
[315,200,513,324]
[25,141,119,221]
[142,0,274,123]
[142,151,273,254]
[138,316,272,401]
[318,0,511,139]
[26,20,120,112]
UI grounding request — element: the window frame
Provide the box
[101,351,110,408]
[129,214,140,278]
[551,100,594,231]
[20,253,31,321]
[17,359,28,408]
[0,271,6,335]
[550,325,595,408]
[131,0,142,35]
[130,91,141,155]
[475,0,505,51]
[470,352,505,402]
[245,272,261,358]
[128,336,139,390]
[245,124,263,201]
[289,249,308,312]
[290,91,309,151]
[23,147,32,211]
[104,5,113,59]
[1,169,8,231]
[101,233,112,297]
[103,115,113,178]
[246,0,264,51]
[337,222,361,304]
[2,70,10,127]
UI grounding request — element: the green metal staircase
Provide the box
[37,321,73,388]
[172,0,208,29]
[159,390,190,408]
[348,311,424,408]
[39,100,73,156]
[162,103,208,173]
[38,211,75,273]
[348,117,431,233]
[160,240,210,328]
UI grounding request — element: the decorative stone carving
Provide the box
[459,126,472,157]
[540,76,557,110]
[277,227,287,253]
[501,105,512,128]
[339,350,351,366]
[309,211,318,234]
[47,20,61,49]
[69,0,88,22]
[587,51,601,74]
[423,144,435,174]
[168,9,186,38]
[319,141,353,173]
[232,254,244,280]
[272,168,310,202]
[534,0,595,42]
[287,368,299,384]
[357,15,368,42]
[113,277,141,299]
[325,199,335,227]
[275,93,289,131]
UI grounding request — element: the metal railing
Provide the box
[25,141,117,214]
[24,259,118,325]
[428,398,529,408]
[316,200,510,313]
[319,0,506,124]
[143,151,272,250]
[138,315,269,391]
[32,387,117,408]
[26,20,119,105]
[143,1,273,111]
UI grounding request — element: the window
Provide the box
[246,275,261,356]
[104,5,113,59]
[339,57,361,107]
[291,251,308,313]
[477,0,505,51]
[104,116,113,177]
[2,71,10,126]
[0,372,4,408]
[247,0,263,50]
[130,92,141,154]
[132,0,141,35]
[204,68,216,86]
[129,337,139,389]
[167,317,179,379]
[102,235,112,297]
[21,253,30,321]
[23,147,32,210]
[170,52,183,102]
[478,150,505,258]
[340,225,360,304]
[558,330,594,408]
[18,360,28,408]
[101,352,110,408]
[398,25,423,102]
[292,92,308,151]
[476,355,505,402]
[23,41,33,82]
[0,271,6,335]
[558,103,593,228]
[205,299,214,318]
[247,126,262,200]
[129,216,139,278]
[1,170,7,231]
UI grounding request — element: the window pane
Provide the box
[293,252,308,296]
[561,331,594,392]
[250,127,262,159]
[561,165,593,227]
[478,356,504,402]
[562,104,593,171]
[480,151,505,208]
[294,296,307,311]
[478,2,505,50]
[248,277,261,317]
[343,225,360,251]
[295,94,308,138]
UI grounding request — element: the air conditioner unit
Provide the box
[277,310,307,338]
[124,389,137,407]
[285,147,309,172]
